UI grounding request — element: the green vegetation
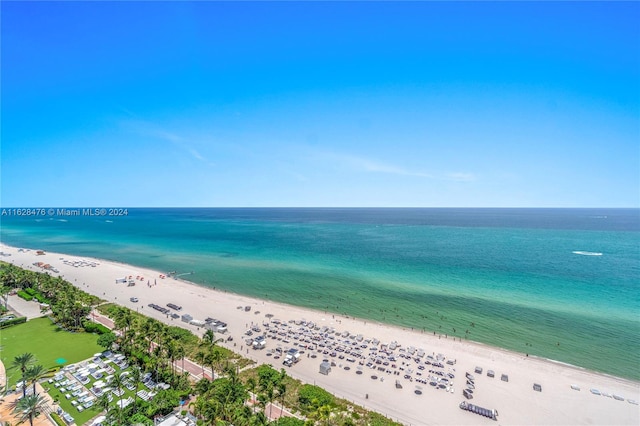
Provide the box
[298,384,334,411]
[43,380,102,426]
[7,392,49,426]
[0,316,27,328]
[98,303,252,371]
[0,261,102,330]
[271,418,305,426]
[1,263,401,426]
[24,287,51,304]
[239,366,402,426]
[17,289,34,301]
[0,317,102,387]
[82,320,110,334]
[50,412,67,426]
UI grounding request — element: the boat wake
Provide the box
[572,251,603,256]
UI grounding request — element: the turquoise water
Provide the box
[1,208,638,379]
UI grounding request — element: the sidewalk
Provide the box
[6,294,46,319]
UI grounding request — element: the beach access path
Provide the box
[2,243,639,425]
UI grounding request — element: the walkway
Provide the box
[6,294,46,319]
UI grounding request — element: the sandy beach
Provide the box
[2,243,638,425]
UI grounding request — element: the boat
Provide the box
[572,251,603,256]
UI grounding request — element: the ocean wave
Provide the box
[572,251,603,256]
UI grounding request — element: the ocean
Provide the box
[1,208,639,380]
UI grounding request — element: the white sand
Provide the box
[2,243,639,425]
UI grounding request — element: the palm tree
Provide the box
[129,366,142,414]
[0,284,10,310]
[175,342,186,375]
[316,404,334,426]
[277,368,287,406]
[150,320,165,354]
[113,308,134,346]
[202,329,216,345]
[256,393,269,420]
[261,384,275,421]
[165,340,178,376]
[201,329,224,349]
[205,348,223,381]
[11,353,35,397]
[9,393,48,426]
[277,382,287,414]
[137,317,158,354]
[15,268,32,290]
[97,391,111,412]
[195,350,207,379]
[25,364,47,395]
[246,377,257,414]
[107,372,125,425]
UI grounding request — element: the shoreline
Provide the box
[2,243,639,425]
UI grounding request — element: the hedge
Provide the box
[298,384,334,409]
[0,316,27,328]
[49,412,66,426]
[22,287,50,303]
[17,290,34,301]
[83,320,110,335]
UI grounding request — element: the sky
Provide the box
[1,1,639,208]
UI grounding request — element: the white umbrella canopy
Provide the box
[91,415,106,425]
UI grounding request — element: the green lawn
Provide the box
[42,381,103,426]
[1,317,102,387]
[43,359,147,426]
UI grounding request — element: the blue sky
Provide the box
[2,1,638,207]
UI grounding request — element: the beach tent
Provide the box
[319,360,332,375]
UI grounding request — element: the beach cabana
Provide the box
[319,360,332,375]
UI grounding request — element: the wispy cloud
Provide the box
[352,156,434,178]
[319,151,475,182]
[445,172,477,182]
[121,119,213,165]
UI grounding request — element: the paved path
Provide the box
[247,393,301,422]
[6,294,46,319]
[0,382,57,426]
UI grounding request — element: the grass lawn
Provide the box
[1,317,102,387]
[42,381,103,426]
[43,358,150,426]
